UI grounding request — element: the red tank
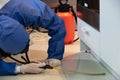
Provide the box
[57,12,75,44]
[55,0,76,44]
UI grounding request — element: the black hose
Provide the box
[8,56,27,64]
[25,52,30,63]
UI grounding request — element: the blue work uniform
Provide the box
[0,0,66,75]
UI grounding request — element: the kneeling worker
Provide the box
[0,0,66,75]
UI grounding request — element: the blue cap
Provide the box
[0,15,29,54]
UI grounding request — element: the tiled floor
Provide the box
[0,31,116,80]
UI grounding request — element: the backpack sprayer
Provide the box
[55,0,79,44]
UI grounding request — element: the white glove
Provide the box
[45,59,61,67]
[20,62,46,74]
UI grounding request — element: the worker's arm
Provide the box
[0,59,46,75]
[28,0,66,60]
[34,1,66,60]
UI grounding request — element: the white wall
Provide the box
[100,0,120,76]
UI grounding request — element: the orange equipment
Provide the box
[55,0,77,44]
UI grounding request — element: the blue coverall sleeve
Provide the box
[38,3,66,60]
[0,59,16,76]
[33,0,66,60]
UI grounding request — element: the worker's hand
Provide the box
[45,59,61,67]
[20,62,46,74]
